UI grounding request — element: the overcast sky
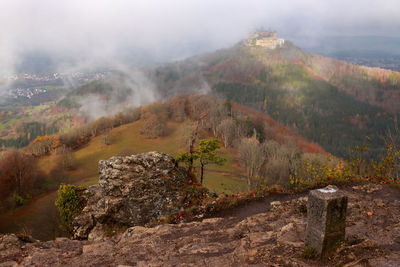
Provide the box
[1,0,399,73]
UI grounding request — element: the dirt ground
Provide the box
[1,183,399,266]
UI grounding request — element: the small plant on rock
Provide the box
[55,184,85,235]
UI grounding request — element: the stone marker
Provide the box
[305,185,348,258]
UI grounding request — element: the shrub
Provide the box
[12,193,26,207]
[55,184,85,234]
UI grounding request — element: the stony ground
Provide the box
[1,184,400,266]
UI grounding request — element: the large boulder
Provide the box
[73,151,197,239]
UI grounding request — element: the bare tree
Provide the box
[263,140,300,186]
[189,95,210,125]
[56,145,75,170]
[206,100,226,136]
[102,128,112,145]
[238,137,265,190]
[216,118,237,148]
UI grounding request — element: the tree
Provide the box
[28,135,60,156]
[0,150,42,197]
[177,138,226,185]
[102,128,112,145]
[197,138,226,185]
[141,113,167,139]
[206,100,226,136]
[179,119,204,178]
[383,116,400,180]
[216,118,237,148]
[56,145,76,170]
[176,121,201,182]
[238,137,265,190]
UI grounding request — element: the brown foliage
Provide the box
[28,135,61,156]
[0,150,44,199]
[141,113,167,139]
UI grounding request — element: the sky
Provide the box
[0,0,399,73]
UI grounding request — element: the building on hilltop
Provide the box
[245,30,285,49]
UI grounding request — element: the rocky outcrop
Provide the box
[73,152,196,239]
[1,184,400,266]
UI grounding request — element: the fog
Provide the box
[77,69,157,120]
[1,0,399,74]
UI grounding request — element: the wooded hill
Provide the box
[151,41,400,158]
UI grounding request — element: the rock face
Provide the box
[73,152,191,239]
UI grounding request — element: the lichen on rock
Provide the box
[73,151,201,239]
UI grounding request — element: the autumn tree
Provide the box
[28,135,60,156]
[189,95,211,124]
[140,113,167,139]
[0,150,43,197]
[0,169,13,201]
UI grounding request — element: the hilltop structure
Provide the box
[245,30,285,49]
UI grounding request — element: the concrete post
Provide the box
[305,185,348,258]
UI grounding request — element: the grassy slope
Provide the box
[41,119,247,193]
[1,119,247,240]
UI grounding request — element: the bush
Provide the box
[55,184,85,234]
[12,193,26,207]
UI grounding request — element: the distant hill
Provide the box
[57,78,131,109]
[151,37,400,157]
